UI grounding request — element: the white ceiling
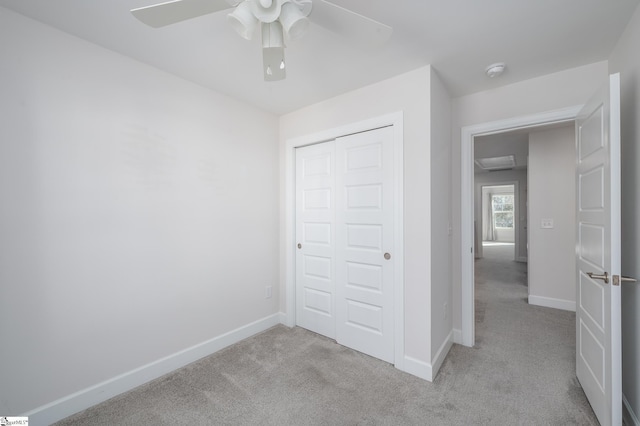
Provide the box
[1,0,637,115]
[475,132,529,174]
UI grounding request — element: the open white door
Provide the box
[575,73,621,426]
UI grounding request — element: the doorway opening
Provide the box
[460,106,581,347]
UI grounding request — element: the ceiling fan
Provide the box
[131,0,392,81]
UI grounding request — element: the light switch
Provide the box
[541,218,554,229]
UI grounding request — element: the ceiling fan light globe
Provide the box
[227,1,259,40]
[291,0,312,17]
[251,0,283,23]
[286,18,309,41]
[280,2,309,41]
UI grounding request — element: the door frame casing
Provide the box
[460,106,582,347]
[284,111,404,370]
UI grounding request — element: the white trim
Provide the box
[609,73,623,426]
[517,256,528,263]
[278,311,288,325]
[284,111,405,370]
[528,295,576,312]
[402,356,433,381]
[460,105,582,348]
[401,331,453,382]
[23,314,281,425]
[392,116,405,370]
[431,331,454,379]
[452,328,463,344]
[624,393,640,426]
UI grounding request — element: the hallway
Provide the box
[459,251,599,423]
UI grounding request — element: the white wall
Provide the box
[451,61,608,334]
[527,126,576,311]
[0,8,280,418]
[494,228,514,243]
[429,68,453,364]
[608,3,640,423]
[280,66,450,378]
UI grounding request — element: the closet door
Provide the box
[295,141,336,338]
[335,126,395,363]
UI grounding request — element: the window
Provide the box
[492,194,514,228]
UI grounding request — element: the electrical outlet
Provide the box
[265,286,272,299]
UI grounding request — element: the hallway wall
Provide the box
[528,125,576,311]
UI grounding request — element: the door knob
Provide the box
[613,275,638,286]
[384,253,391,260]
[297,243,302,249]
[587,272,609,284]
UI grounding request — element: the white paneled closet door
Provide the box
[295,126,395,364]
[295,141,336,339]
[335,127,395,363]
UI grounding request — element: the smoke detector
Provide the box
[486,62,506,78]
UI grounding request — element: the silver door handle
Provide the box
[587,272,609,284]
[613,275,638,286]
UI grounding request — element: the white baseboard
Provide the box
[624,393,640,426]
[431,330,453,379]
[23,313,281,426]
[452,328,463,344]
[402,355,433,382]
[278,311,289,326]
[528,295,576,312]
[401,331,453,382]
[517,256,528,263]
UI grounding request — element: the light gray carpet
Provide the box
[55,257,598,425]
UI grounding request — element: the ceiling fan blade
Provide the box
[309,0,392,44]
[131,0,235,28]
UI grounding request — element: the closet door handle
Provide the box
[384,253,391,260]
